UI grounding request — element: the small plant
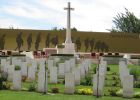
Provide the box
[112,72,117,75]
[80,75,92,86]
[2,82,11,90]
[15,65,21,70]
[108,88,118,96]
[107,66,110,71]
[28,83,36,92]
[130,67,140,81]
[51,87,59,93]
[93,67,97,74]
[134,81,140,88]
[1,72,8,81]
[134,92,140,98]
[116,89,123,97]
[75,88,93,95]
[0,76,11,90]
[112,76,118,80]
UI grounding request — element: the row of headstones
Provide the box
[47,58,91,84]
[119,60,133,98]
[1,57,38,82]
[38,58,92,93]
[93,60,107,96]
[0,57,92,94]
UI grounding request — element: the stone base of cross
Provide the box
[62,43,75,54]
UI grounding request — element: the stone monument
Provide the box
[62,2,75,54]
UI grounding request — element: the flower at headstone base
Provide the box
[76,88,93,95]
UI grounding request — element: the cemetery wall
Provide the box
[0,29,140,53]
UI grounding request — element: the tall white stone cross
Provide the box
[64,2,74,43]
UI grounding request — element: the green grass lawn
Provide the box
[0,90,140,100]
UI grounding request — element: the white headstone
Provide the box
[13,70,21,90]
[1,59,7,71]
[58,63,65,78]
[38,70,48,93]
[48,60,53,71]
[21,62,28,76]
[32,60,38,72]
[65,73,75,94]
[69,58,75,69]
[93,73,105,96]
[73,68,80,85]
[7,65,15,81]
[28,66,36,81]
[1,59,6,65]
[65,60,71,73]
[80,64,85,79]
[3,63,9,73]
[123,75,133,98]
[50,67,58,84]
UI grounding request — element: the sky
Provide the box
[0,0,140,32]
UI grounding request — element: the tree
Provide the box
[110,8,140,33]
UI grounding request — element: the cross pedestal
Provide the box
[62,43,75,54]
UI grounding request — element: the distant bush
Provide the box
[51,87,59,93]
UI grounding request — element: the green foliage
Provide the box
[15,65,21,70]
[75,88,93,95]
[51,87,59,93]
[130,67,140,81]
[107,66,110,71]
[134,92,140,98]
[93,66,97,74]
[0,76,9,90]
[80,75,92,86]
[2,82,11,90]
[111,8,140,33]
[108,88,118,96]
[134,81,140,88]
[116,89,123,97]
[112,76,118,80]
[28,83,36,92]
[1,72,8,81]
